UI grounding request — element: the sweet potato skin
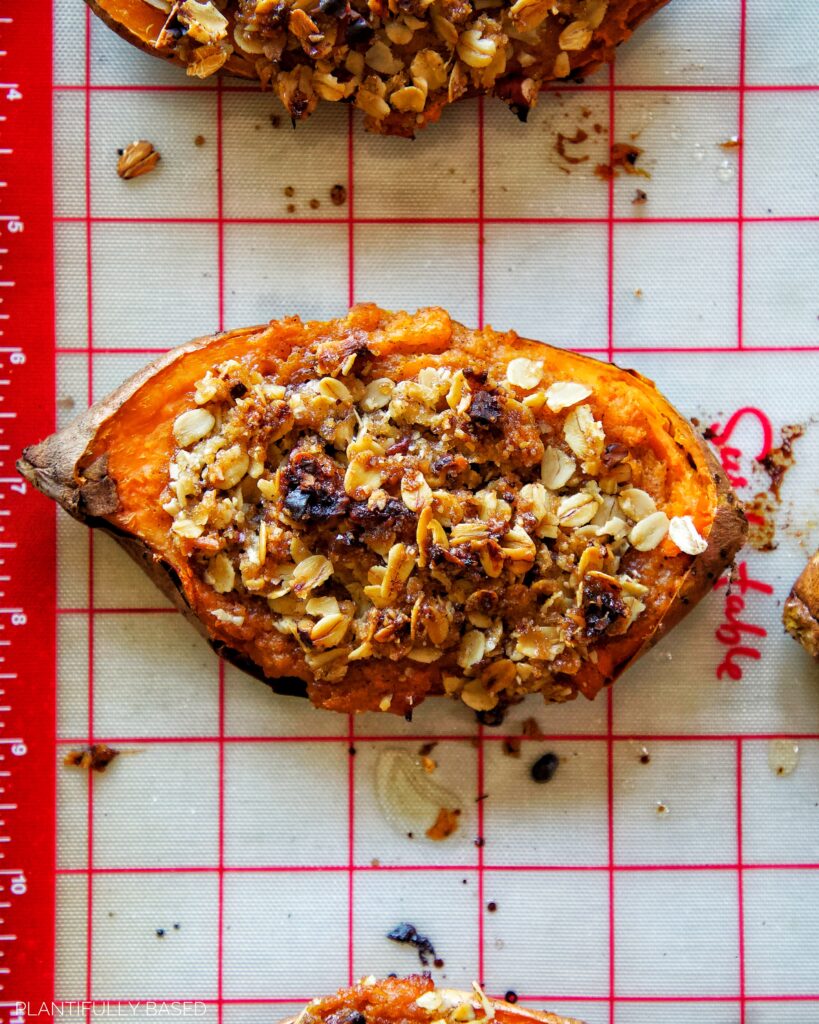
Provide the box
[783,550,819,660]
[84,0,670,136]
[19,306,747,715]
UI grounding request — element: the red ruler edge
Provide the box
[0,5,57,1017]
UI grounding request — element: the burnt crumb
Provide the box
[581,575,627,637]
[286,203,296,213]
[555,128,589,165]
[474,836,485,848]
[345,13,374,45]
[418,741,438,758]
[309,198,320,209]
[330,183,347,206]
[596,142,648,181]
[349,745,357,756]
[173,923,181,930]
[63,743,119,773]
[632,188,648,205]
[504,992,518,1004]
[155,928,166,938]
[469,390,502,428]
[194,134,206,147]
[387,921,441,967]
[476,704,506,727]
[758,424,804,501]
[530,751,560,783]
[284,185,295,197]
[486,901,498,912]
[270,114,282,129]
[503,736,522,757]
[281,452,349,522]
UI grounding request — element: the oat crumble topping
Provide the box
[139,0,633,131]
[160,337,706,713]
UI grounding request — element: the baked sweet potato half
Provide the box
[20,305,745,717]
[86,0,669,136]
[783,550,819,660]
[282,976,583,1024]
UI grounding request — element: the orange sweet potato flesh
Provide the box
[19,305,746,718]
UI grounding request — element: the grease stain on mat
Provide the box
[375,747,462,841]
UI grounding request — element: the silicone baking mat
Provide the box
[5,1,819,1022]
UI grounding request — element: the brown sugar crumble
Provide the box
[596,142,649,180]
[63,743,120,773]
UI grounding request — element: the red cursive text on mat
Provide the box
[707,408,775,680]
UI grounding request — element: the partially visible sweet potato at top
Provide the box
[86,0,670,135]
[19,305,746,717]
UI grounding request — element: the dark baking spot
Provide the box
[474,836,485,848]
[477,704,506,727]
[469,390,502,427]
[270,114,282,129]
[632,188,648,205]
[531,751,560,783]
[281,452,349,522]
[345,14,374,44]
[602,442,628,467]
[509,104,529,123]
[326,1011,366,1024]
[487,901,498,912]
[284,186,295,198]
[581,576,627,637]
[330,184,347,206]
[387,922,440,967]
[156,929,165,938]
[229,381,247,399]
[504,992,518,1004]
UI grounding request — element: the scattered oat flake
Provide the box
[117,140,160,180]
[426,806,460,840]
[63,743,119,772]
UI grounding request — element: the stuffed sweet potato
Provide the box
[20,305,745,717]
[283,976,583,1024]
[783,550,819,660]
[86,0,669,136]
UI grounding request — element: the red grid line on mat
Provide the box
[56,732,819,744]
[347,103,357,988]
[49,82,819,94]
[53,861,819,875]
[83,8,96,1017]
[51,214,819,225]
[736,739,747,1024]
